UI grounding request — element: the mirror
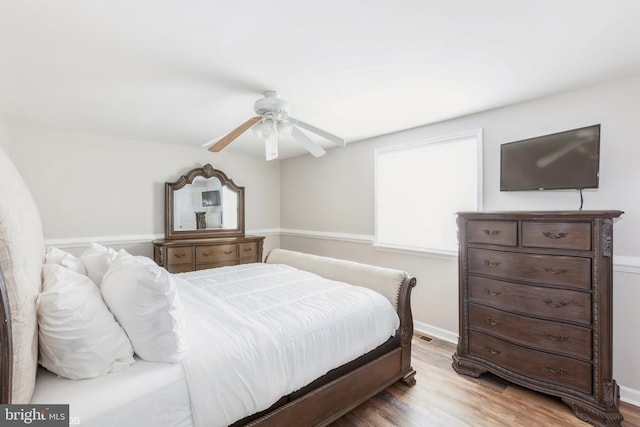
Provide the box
[165,164,245,239]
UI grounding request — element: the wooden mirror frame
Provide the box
[165,164,245,239]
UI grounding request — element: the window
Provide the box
[375,129,483,255]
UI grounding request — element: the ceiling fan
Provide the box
[204,91,345,160]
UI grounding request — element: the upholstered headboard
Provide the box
[0,146,45,403]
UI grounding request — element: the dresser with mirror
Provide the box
[153,164,264,273]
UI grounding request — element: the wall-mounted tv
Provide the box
[202,190,221,207]
[500,124,600,191]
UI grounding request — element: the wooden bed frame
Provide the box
[0,253,416,426]
[0,268,11,404]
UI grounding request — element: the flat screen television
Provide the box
[500,124,600,191]
[201,190,221,207]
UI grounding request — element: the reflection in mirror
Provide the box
[165,164,245,239]
[173,176,238,231]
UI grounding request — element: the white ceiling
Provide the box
[1,1,640,159]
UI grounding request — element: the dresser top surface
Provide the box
[457,210,623,220]
[153,235,265,245]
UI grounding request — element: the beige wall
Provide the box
[0,114,13,153]
[7,126,282,256]
[279,74,640,401]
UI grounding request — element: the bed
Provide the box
[0,145,417,426]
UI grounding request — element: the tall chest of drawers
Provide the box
[452,211,623,427]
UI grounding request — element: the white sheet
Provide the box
[31,359,192,427]
[176,263,399,427]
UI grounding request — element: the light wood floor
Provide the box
[331,335,640,427]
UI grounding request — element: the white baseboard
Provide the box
[413,321,458,344]
[620,385,640,407]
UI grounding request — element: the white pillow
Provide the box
[101,250,187,363]
[37,264,135,380]
[79,242,117,286]
[44,246,87,275]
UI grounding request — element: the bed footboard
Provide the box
[245,347,407,427]
[265,249,417,380]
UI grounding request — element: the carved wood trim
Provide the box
[602,218,613,258]
[562,396,624,426]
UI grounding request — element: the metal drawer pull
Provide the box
[543,266,567,274]
[224,250,233,255]
[544,365,568,375]
[484,260,501,267]
[485,346,501,355]
[483,229,502,236]
[546,333,568,342]
[243,248,252,252]
[174,253,186,258]
[486,317,501,326]
[202,252,213,257]
[544,298,569,308]
[485,289,501,296]
[542,232,568,239]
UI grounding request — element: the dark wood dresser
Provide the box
[153,235,265,273]
[452,211,623,427]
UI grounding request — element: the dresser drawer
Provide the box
[166,247,194,266]
[468,248,592,290]
[522,222,592,251]
[469,332,592,394]
[468,276,591,324]
[196,244,237,263]
[467,221,517,246]
[166,264,194,274]
[469,304,592,359]
[238,242,258,259]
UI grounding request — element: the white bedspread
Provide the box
[31,359,192,427]
[176,263,400,427]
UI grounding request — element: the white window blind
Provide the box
[375,130,483,254]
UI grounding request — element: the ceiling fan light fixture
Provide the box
[252,120,267,140]
[254,91,290,117]
[207,91,343,160]
[265,130,278,161]
[277,120,292,135]
[252,114,293,161]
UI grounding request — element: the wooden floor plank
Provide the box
[330,335,640,427]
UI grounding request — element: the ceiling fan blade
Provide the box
[207,116,261,152]
[291,125,326,157]
[287,117,345,146]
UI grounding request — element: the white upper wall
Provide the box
[281,74,640,258]
[7,127,281,240]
